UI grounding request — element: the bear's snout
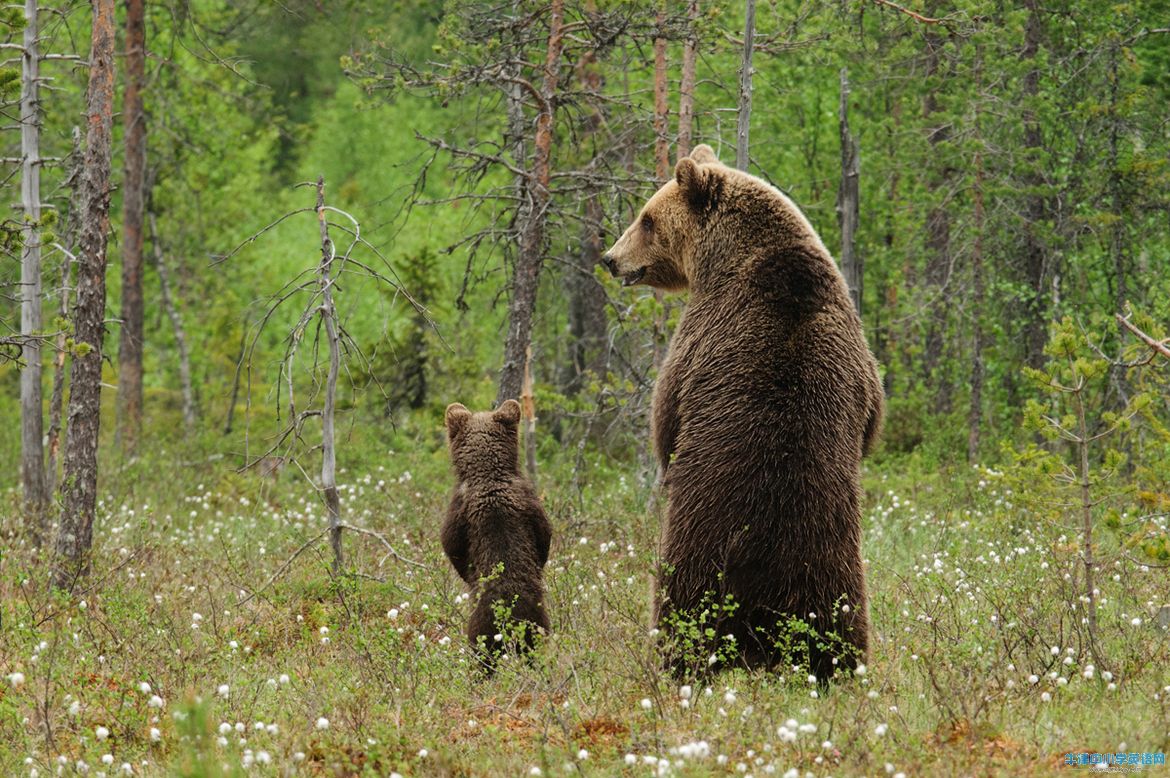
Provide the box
[601,254,617,276]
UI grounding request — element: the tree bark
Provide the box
[651,3,670,368]
[149,213,196,432]
[561,44,607,395]
[20,0,48,543]
[496,0,564,406]
[921,1,952,414]
[522,346,538,484]
[116,0,147,452]
[316,178,344,575]
[735,0,756,171]
[47,127,83,500]
[967,49,985,462]
[1020,0,1050,374]
[836,68,861,317]
[676,0,699,160]
[968,150,985,461]
[47,254,72,498]
[54,0,116,591]
[653,3,670,178]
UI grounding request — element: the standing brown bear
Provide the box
[442,400,552,672]
[603,145,883,680]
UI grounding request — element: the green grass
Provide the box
[2,415,1169,777]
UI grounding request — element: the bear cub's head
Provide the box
[445,400,522,481]
[602,144,724,291]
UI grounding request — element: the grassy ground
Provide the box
[2,415,1168,777]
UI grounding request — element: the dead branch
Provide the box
[1117,312,1170,359]
[870,0,945,25]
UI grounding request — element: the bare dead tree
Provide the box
[836,67,861,317]
[223,178,431,583]
[735,0,756,171]
[19,0,48,542]
[315,178,344,574]
[116,0,147,452]
[54,0,116,591]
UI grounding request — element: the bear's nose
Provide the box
[601,254,617,276]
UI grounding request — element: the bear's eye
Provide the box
[640,214,654,233]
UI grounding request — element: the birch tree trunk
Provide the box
[836,68,861,317]
[315,178,344,574]
[496,0,564,406]
[116,0,147,452]
[54,0,116,590]
[20,0,48,542]
[735,0,756,171]
[676,0,699,160]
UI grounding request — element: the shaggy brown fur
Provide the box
[603,145,883,679]
[442,400,552,671]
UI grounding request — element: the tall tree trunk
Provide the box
[47,254,72,495]
[967,45,985,462]
[735,0,756,171]
[47,127,83,499]
[53,0,116,591]
[653,3,670,177]
[496,0,564,406]
[315,178,344,574]
[1107,44,1129,317]
[676,0,699,160]
[116,0,147,452]
[968,151,985,461]
[836,68,861,317]
[921,3,952,414]
[651,3,670,368]
[561,43,607,395]
[20,0,48,543]
[149,213,196,432]
[1020,0,1050,374]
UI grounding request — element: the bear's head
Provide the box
[445,400,522,481]
[603,144,828,294]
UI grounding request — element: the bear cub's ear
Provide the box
[688,144,719,165]
[493,399,522,427]
[675,157,718,211]
[445,403,472,437]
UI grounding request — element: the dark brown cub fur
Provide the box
[442,400,552,671]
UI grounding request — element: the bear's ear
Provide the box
[688,144,719,165]
[675,157,719,212]
[493,399,521,427]
[445,403,472,438]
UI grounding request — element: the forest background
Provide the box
[2,1,1170,776]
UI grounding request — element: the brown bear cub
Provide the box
[603,144,884,681]
[442,400,552,672]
